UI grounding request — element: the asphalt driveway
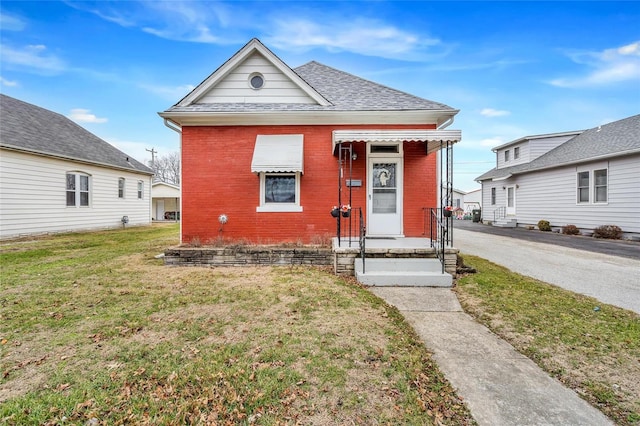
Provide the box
[452,221,640,314]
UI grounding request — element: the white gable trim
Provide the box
[177,39,330,107]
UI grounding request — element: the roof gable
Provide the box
[476,114,640,181]
[0,94,152,174]
[177,38,330,107]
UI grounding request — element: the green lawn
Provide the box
[456,254,640,426]
[1,224,474,425]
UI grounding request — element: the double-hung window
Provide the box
[118,178,125,198]
[594,169,607,203]
[66,172,90,207]
[491,187,496,205]
[514,147,520,160]
[504,150,510,162]
[137,181,144,199]
[577,171,590,203]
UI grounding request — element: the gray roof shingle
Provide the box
[0,94,152,174]
[476,114,640,181]
[165,61,456,114]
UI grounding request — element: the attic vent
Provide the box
[249,72,265,89]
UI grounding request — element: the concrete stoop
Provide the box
[354,258,453,287]
[493,217,517,228]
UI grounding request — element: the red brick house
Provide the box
[160,39,461,246]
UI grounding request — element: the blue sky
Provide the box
[1,1,638,191]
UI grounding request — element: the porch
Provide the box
[332,236,458,287]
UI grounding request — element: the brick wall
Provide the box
[181,124,438,244]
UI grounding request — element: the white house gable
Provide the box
[199,51,318,104]
[177,38,330,108]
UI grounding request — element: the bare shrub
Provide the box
[593,225,623,239]
[562,224,580,235]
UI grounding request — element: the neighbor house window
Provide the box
[594,169,607,203]
[137,181,144,199]
[504,150,510,162]
[491,187,496,205]
[66,172,90,207]
[118,178,125,198]
[257,173,302,212]
[577,171,590,203]
[514,147,520,159]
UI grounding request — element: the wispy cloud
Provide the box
[0,12,26,31]
[265,17,442,61]
[138,83,195,101]
[0,76,19,87]
[0,44,67,74]
[480,108,510,117]
[480,137,505,148]
[67,108,108,123]
[549,41,640,88]
[69,1,445,61]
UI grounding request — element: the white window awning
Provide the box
[251,134,304,174]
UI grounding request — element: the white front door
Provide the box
[368,156,403,236]
[156,199,165,220]
[506,186,516,215]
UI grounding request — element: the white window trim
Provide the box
[66,172,91,208]
[118,177,126,199]
[137,180,144,200]
[576,163,609,205]
[256,172,303,212]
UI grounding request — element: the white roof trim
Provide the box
[251,134,304,174]
[491,174,512,181]
[332,129,461,155]
[177,39,330,107]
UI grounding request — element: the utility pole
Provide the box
[145,147,157,168]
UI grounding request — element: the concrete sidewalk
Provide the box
[370,287,614,426]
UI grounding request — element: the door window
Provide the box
[372,163,396,213]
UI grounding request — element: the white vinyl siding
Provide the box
[200,52,317,104]
[0,149,152,239]
[484,155,639,234]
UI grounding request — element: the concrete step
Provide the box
[354,258,453,287]
[493,217,517,228]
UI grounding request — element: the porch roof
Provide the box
[332,129,462,155]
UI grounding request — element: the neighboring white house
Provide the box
[475,114,640,238]
[152,181,180,221]
[0,94,154,239]
[462,188,481,214]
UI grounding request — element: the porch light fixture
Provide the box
[351,152,358,161]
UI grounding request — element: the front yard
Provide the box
[1,224,473,425]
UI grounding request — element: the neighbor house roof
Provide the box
[160,38,457,126]
[0,94,153,175]
[476,114,640,182]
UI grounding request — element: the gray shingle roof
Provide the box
[476,114,640,182]
[165,61,456,114]
[0,94,152,174]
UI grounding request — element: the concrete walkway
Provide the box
[453,228,640,314]
[370,287,614,426]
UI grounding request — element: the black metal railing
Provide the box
[335,206,363,248]
[423,207,451,274]
[493,206,506,222]
[358,207,366,274]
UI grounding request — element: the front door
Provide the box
[368,155,403,236]
[506,186,516,215]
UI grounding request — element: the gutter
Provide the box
[163,118,182,133]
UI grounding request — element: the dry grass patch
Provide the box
[1,224,474,425]
[456,255,640,425]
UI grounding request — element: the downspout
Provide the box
[162,117,183,243]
